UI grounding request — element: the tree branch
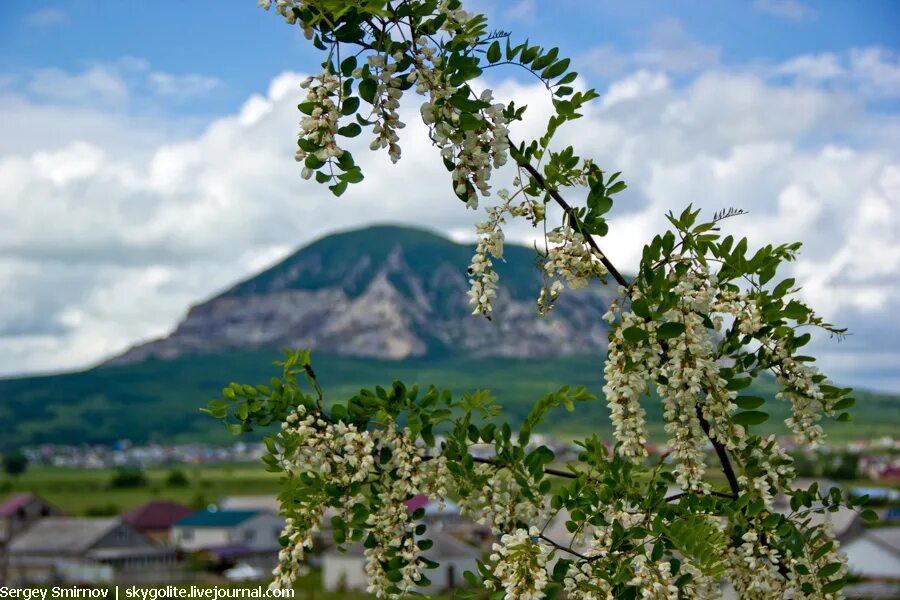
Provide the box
[509,139,629,289]
[696,406,740,497]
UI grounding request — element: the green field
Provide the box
[0,463,281,515]
[2,351,897,451]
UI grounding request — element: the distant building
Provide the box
[122,501,193,543]
[0,493,60,543]
[218,495,281,514]
[843,527,900,581]
[171,509,285,552]
[7,517,176,585]
[322,530,480,594]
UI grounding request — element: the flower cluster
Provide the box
[628,555,679,600]
[457,463,544,535]
[467,193,530,316]
[563,561,614,600]
[412,32,510,208]
[538,226,608,313]
[784,522,848,600]
[725,529,786,599]
[363,53,405,163]
[603,266,777,490]
[295,74,344,178]
[737,435,796,509]
[270,406,449,597]
[602,296,658,460]
[764,335,828,446]
[487,528,550,600]
[270,406,377,588]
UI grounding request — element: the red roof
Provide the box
[404,495,429,512]
[0,493,37,517]
[122,500,193,530]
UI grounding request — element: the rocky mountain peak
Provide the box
[105,225,616,366]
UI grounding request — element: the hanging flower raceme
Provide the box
[295,73,345,179]
[487,527,550,600]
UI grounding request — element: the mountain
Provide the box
[107,225,616,365]
[1,225,897,449]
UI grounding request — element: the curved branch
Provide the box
[509,141,629,289]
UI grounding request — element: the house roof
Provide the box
[866,527,900,556]
[218,495,280,513]
[175,509,261,528]
[0,493,37,517]
[122,500,192,530]
[8,518,120,554]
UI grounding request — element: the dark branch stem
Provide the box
[537,534,605,562]
[696,406,740,497]
[664,490,736,503]
[509,141,629,289]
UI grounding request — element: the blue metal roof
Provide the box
[175,509,260,528]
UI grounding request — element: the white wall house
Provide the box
[171,510,285,552]
[323,531,480,594]
[842,527,900,580]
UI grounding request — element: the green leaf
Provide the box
[860,509,878,522]
[817,563,841,578]
[341,96,360,115]
[622,326,649,343]
[359,78,377,104]
[338,123,362,137]
[784,300,810,321]
[734,396,765,410]
[542,58,570,80]
[822,581,845,594]
[631,298,651,319]
[832,397,855,411]
[487,41,501,63]
[733,411,769,426]
[657,322,686,340]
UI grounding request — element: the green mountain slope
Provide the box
[2,224,896,449]
[1,350,894,450]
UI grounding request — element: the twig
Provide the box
[509,140,629,289]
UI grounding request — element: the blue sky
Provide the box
[0,0,899,392]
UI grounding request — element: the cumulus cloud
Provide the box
[23,8,67,28]
[579,18,719,78]
[775,47,900,99]
[1,56,898,392]
[148,72,222,99]
[754,0,815,21]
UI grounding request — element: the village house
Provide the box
[171,509,285,552]
[171,509,285,574]
[322,530,481,594]
[842,527,900,581]
[0,493,60,543]
[122,500,193,543]
[218,495,281,513]
[7,517,177,585]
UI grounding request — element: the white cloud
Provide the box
[26,66,129,107]
[775,47,900,99]
[599,70,669,109]
[148,72,222,99]
[579,18,720,78]
[778,53,845,81]
[23,8,67,28]
[754,0,815,21]
[1,57,899,393]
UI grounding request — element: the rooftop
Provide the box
[0,493,38,517]
[122,500,192,530]
[175,509,261,528]
[9,518,120,554]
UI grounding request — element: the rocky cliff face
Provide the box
[106,225,617,365]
